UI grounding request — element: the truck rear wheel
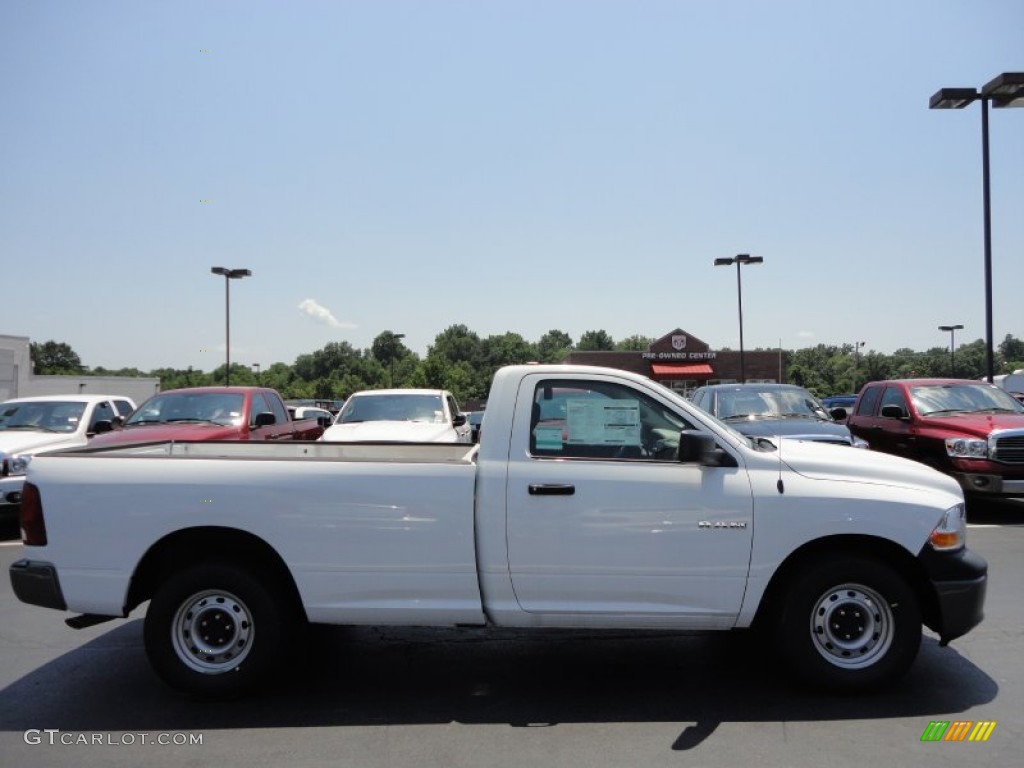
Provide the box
[775,555,922,692]
[144,563,292,697]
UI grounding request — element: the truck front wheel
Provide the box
[144,563,292,697]
[775,556,922,692]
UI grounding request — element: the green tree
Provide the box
[30,340,84,374]
[427,324,482,365]
[614,335,654,351]
[998,334,1024,371]
[576,329,615,351]
[371,330,412,387]
[294,342,363,382]
[536,329,573,363]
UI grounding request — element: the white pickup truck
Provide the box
[0,394,136,522]
[9,365,986,698]
[320,388,471,443]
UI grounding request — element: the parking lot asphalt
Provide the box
[0,499,1021,768]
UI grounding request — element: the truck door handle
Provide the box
[528,483,575,496]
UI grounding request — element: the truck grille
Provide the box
[993,432,1024,464]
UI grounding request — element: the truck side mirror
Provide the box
[254,412,276,428]
[452,413,467,427]
[829,407,847,420]
[880,405,907,419]
[678,430,730,466]
[89,420,114,436]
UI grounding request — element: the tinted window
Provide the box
[265,392,289,426]
[89,401,116,431]
[113,400,135,418]
[855,385,882,416]
[250,393,274,426]
[879,387,908,415]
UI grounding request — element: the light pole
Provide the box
[252,363,261,384]
[930,72,1024,383]
[390,333,405,387]
[851,341,865,393]
[938,324,964,376]
[714,254,764,383]
[210,267,252,386]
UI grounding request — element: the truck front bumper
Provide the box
[917,546,987,645]
[9,560,67,611]
[949,471,1024,497]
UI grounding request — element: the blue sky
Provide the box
[2,0,1022,372]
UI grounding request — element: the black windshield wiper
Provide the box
[165,418,216,424]
[125,419,165,426]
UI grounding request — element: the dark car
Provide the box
[690,383,867,447]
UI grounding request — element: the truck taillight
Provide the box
[20,482,47,546]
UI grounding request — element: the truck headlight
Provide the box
[6,454,32,476]
[945,437,988,459]
[929,503,966,551]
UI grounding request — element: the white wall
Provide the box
[0,334,160,403]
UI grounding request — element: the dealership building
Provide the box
[564,328,788,397]
[0,334,160,403]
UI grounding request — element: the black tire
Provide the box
[774,555,922,693]
[144,562,294,698]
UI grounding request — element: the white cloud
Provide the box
[797,331,815,339]
[297,299,356,329]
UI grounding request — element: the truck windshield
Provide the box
[338,394,445,424]
[715,387,830,421]
[125,393,245,426]
[0,402,87,433]
[911,384,1024,416]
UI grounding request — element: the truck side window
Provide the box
[266,393,289,426]
[529,379,692,461]
[250,393,273,427]
[88,402,115,432]
[855,385,882,416]
[447,395,460,422]
[879,387,909,417]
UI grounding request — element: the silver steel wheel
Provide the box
[170,589,254,674]
[809,582,894,669]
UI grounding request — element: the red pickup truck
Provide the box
[846,378,1024,499]
[88,387,324,447]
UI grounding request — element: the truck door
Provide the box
[250,392,293,440]
[504,374,754,624]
